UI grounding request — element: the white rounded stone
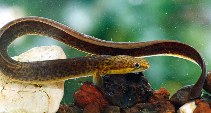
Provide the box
[0,46,66,113]
[177,101,196,113]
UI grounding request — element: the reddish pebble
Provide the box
[74,82,109,110]
[194,99,211,113]
[83,102,100,113]
[149,87,170,102]
[123,101,175,113]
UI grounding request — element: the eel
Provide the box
[0,17,206,99]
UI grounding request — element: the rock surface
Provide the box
[123,88,175,113]
[60,74,178,113]
[74,82,109,110]
[101,72,153,108]
[83,102,101,113]
[193,99,211,113]
[178,101,196,113]
[123,101,175,113]
[148,87,170,102]
[57,104,82,113]
[0,46,65,113]
[103,106,120,113]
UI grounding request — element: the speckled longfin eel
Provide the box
[0,17,206,99]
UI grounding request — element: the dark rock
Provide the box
[122,88,175,113]
[83,102,100,113]
[103,106,120,113]
[74,82,109,109]
[101,72,153,108]
[57,104,82,113]
[170,85,193,108]
[122,101,175,113]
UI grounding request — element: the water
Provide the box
[0,0,210,112]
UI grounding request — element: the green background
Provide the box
[0,0,210,104]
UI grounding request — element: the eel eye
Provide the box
[134,63,140,68]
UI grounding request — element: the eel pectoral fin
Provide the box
[93,71,103,87]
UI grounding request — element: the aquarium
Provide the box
[0,0,211,112]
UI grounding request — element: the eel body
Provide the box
[0,54,149,85]
[0,17,206,99]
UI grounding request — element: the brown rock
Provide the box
[123,101,175,113]
[57,104,82,113]
[149,87,170,102]
[103,106,120,113]
[102,72,153,108]
[201,93,211,107]
[83,102,100,113]
[74,82,109,109]
[194,99,211,113]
